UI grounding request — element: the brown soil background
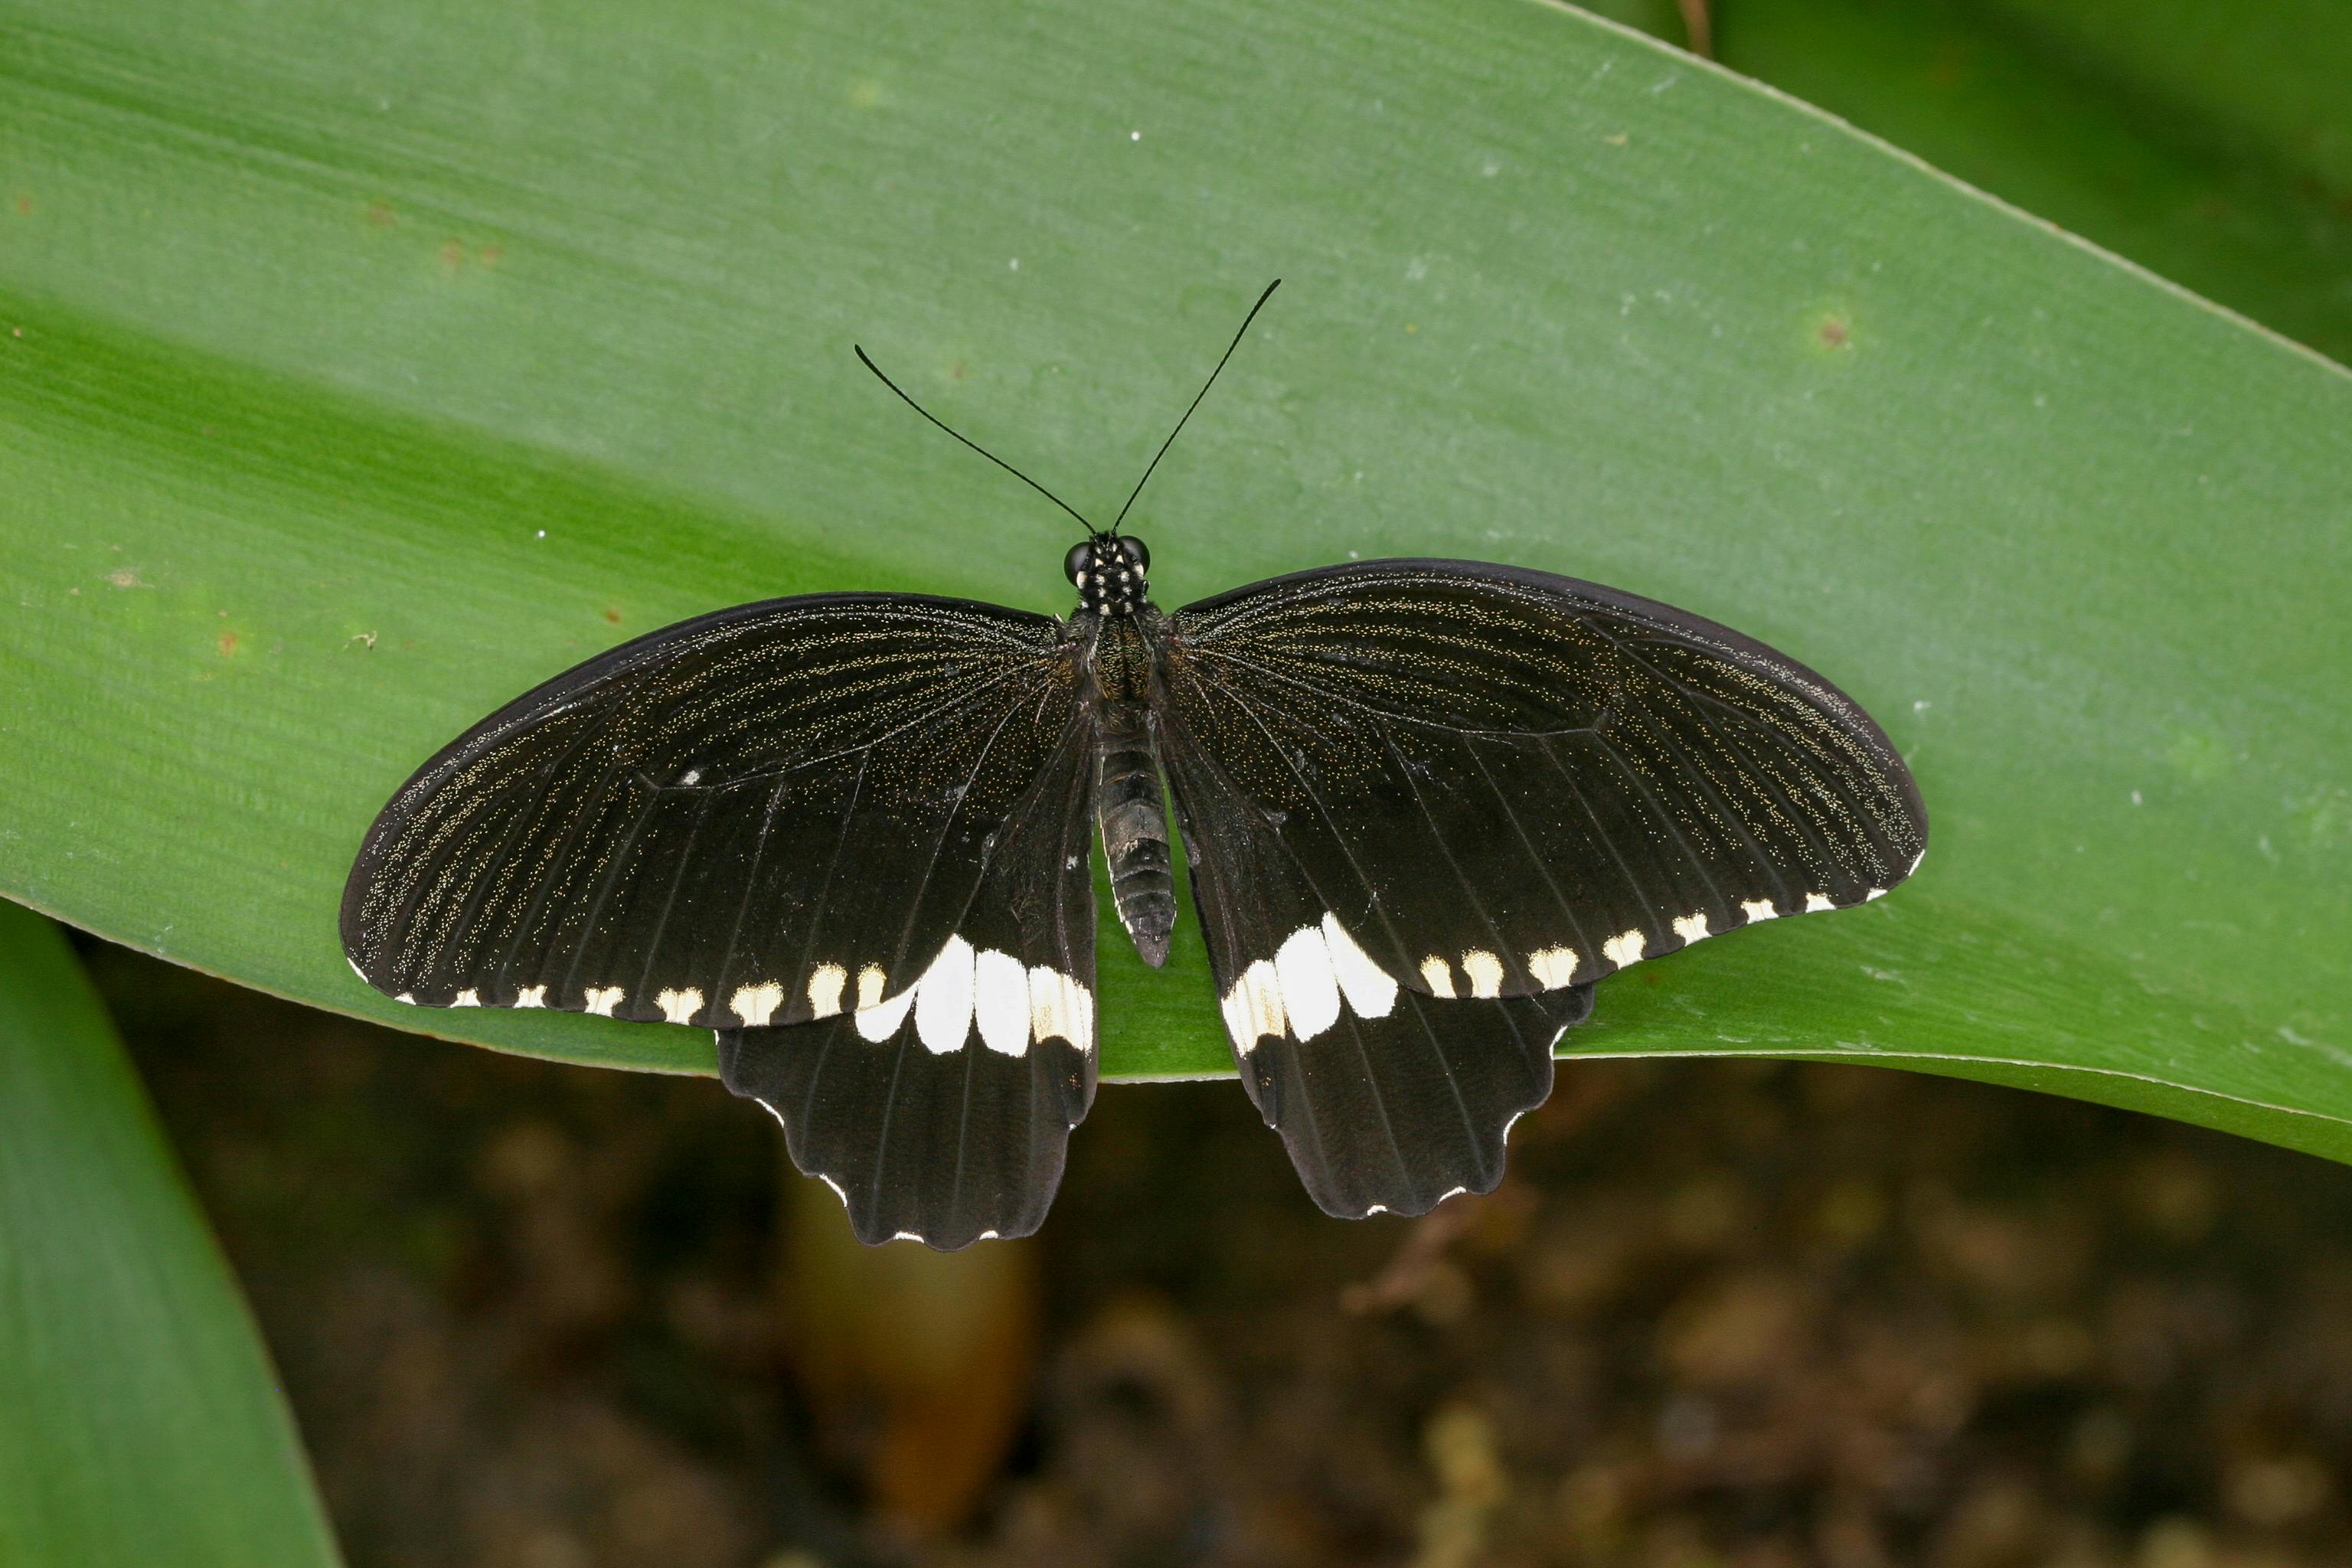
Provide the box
[88,939,2352,1568]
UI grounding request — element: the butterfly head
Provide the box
[1066,533,1150,616]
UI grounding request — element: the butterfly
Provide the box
[341,282,1927,1249]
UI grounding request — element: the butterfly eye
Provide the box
[1064,542,1093,585]
[1122,536,1150,571]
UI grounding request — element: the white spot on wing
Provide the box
[1366,1204,1390,1217]
[656,986,703,1025]
[514,985,547,1008]
[854,981,916,1042]
[1804,892,1835,913]
[1528,946,1579,989]
[1865,887,1887,901]
[1220,960,1286,1054]
[452,988,481,1008]
[1461,949,1504,999]
[973,948,1030,1057]
[912,935,976,1054]
[1740,898,1779,923]
[1321,914,1398,1019]
[1420,956,1456,998]
[1028,967,1095,1052]
[856,964,886,1011]
[583,985,624,1017]
[730,981,784,1027]
[346,956,369,982]
[1672,913,1710,945]
[1602,929,1647,969]
[1275,925,1342,1041]
[891,1230,924,1243]
[1437,1185,1468,1204]
[806,964,847,1019]
[394,992,416,1004]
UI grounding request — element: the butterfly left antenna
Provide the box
[854,346,1099,536]
[1110,277,1282,536]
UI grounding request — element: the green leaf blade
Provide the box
[0,903,342,1568]
[2,0,2347,1158]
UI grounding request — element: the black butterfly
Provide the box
[342,283,1926,1249]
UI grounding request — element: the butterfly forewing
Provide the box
[1160,560,1927,1004]
[341,594,1086,1035]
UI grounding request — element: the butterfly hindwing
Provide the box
[717,706,1099,1248]
[341,594,1086,1034]
[1160,734,1594,1216]
[1160,560,1927,1004]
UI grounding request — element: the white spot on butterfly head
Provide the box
[1420,956,1456,998]
[655,986,704,1025]
[1602,929,1647,969]
[583,985,624,1017]
[1461,949,1504,999]
[514,985,547,1008]
[1804,892,1835,913]
[1321,914,1398,1019]
[806,964,847,1019]
[1528,946,1579,989]
[730,982,784,1027]
[1220,959,1286,1054]
[452,988,481,1008]
[1740,898,1779,923]
[1672,913,1710,945]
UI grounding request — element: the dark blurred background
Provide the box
[87,935,2352,1567]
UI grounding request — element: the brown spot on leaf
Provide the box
[365,202,397,227]
[479,244,503,267]
[106,568,142,589]
[1818,316,1850,348]
[439,240,465,271]
[218,631,240,656]
[603,606,622,625]
[11,196,31,217]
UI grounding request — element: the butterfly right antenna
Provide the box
[1109,278,1282,537]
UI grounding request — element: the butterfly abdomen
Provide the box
[1095,699,1174,967]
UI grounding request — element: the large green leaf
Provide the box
[1695,0,2352,366]
[0,903,341,1567]
[2,2,2347,1158]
